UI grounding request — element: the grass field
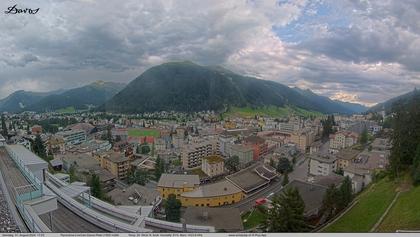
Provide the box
[128,128,160,137]
[224,106,323,119]
[242,208,265,230]
[377,183,420,232]
[323,178,397,232]
[56,106,76,113]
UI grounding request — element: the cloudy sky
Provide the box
[1,0,419,106]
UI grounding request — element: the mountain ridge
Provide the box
[101,61,367,114]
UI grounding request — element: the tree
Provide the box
[261,187,308,232]
[337,176,353,210]
[277,157,292,174]
[225,155,240,172]
[154,156,165,180]
[69,164,78,183]
[106,126,113,145]
[32,134,47,159]
[321,115,335,139]
[165,194,181,222]
[360,128,368,145]
[321,184,340,220]
[269,159,275,168]
[1,114,8,138]
[282,172,289,186]
[388,94,420,179]
[128,169,150,185]
[140,143,151,154]
[90,174,103,199]
[334,167,344,176]
[412,144,420,185]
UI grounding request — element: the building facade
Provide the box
[57,129,87,145]
[201,155,225,177]
[309,154,337,176]
[180,180,244,207]
[157,174,200,199]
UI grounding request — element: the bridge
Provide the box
[0,144,215,233]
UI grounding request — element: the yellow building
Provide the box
[97,151,130,180]
[290,129,315,152]
[201,155,224,177]
[157,174,200,199]
[180,180,244,207]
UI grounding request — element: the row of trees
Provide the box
[388,94,420,183]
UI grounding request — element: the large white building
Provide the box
[309,154,337,176]
[329,131,358,152]
[181,140,219,170]
[56,129,87,145]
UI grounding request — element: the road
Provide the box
[228,157,309,213]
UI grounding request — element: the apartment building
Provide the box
[290,129,315,152]
[201,155,225,177]
[97,151,130,180]
[329,131,358,152]
[218,135,235,157]
[309,154,337,176]
[181,140,219,170]
[243,136,268,161]
[227,144,254,166]
[56,129,87,145]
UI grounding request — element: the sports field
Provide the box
[128,128,160,137]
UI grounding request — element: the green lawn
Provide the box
[242,208,265,230]
[56,106,76,113]
[323,178,397,232]
[128,128,160,137]
[224,106,322,119]
[377,185,420,232]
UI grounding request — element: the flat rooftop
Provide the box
[203,155,224,164]
[183,207,243,232]
[157,174,200,188]
[107,183,159,206]
[271,179,327,216]
[226,163,269,193]
[181,180,242,198]
[7,144,48,167]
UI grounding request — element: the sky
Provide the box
[0,0,419,106]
